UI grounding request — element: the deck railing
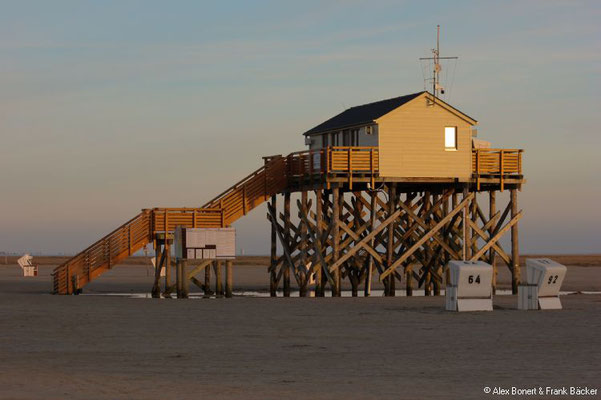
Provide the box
[472,148,523,190]
[53,210,152,294]
[286,146,380,189]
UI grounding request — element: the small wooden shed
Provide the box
[303,91,478,180]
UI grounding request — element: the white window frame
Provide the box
[445,126,457,151]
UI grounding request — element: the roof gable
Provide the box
[303,92,425,136]
[303,91,477,136]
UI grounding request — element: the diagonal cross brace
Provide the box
[380,193,474,280]
[470,211,522,261]
[328,209,402,273]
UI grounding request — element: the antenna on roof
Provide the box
[419,25,458,105]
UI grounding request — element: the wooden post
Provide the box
[215,260,223,298]
[152,242,162,298]
[299,191,309,297]
[511,188,520,294]
[489,191,497,294]
[471,192,478,259]
[386,184,397,296]
[283,192,291,297]
[175,257,182,298]
[269,195,277,297]
[406,264,413,296]
[332,187,341,297]
[164,240,171,295]
[423,191,431,296]
[225,260,233,298]
[364,191,377,297]
[350,192,363,297]
[462,186,469,261]
[315,189,324,297]
[204,261,212,298]
[181,260,189,298]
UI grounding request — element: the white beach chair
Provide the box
[17,254,38,277]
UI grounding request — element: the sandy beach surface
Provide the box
[1,260,600,399]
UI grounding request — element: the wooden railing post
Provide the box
[500,150,505,191]
[348,147,352,189]
[264,163,268,201]
[369,148,375,188]
[476,150,481,190]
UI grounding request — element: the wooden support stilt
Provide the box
[225,260,233,298]
[462,187,469,261]
[181,260,189,298]
[386,184,397,296]
[175,257,182,298]
[332,187,341,297]
[152,242,163,298]
[364,191,377,297]
[471,192,478,259]
[299,191,309,297]
[283,193,291,297]
[315,189,324,297]
[204,262,212,298]
[406,264,414,296]
[269,195,277,297]
[163,240,171,297]
[511,188,520,294]
[215,260,223,298]
[489,191,497,294]
[423,191,431,296]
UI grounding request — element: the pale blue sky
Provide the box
[1,1,600,255]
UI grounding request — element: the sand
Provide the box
[0,263,600,399]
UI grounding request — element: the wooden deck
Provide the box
[285,146,523,190]
[53,145,523,294]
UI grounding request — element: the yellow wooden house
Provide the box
[303,91,484,180]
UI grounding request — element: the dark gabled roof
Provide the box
[303,91,425,136]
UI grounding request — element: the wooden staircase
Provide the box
[52,155,288,294]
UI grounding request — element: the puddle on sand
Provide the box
[80,289,598,299]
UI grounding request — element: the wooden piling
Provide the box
[151,241,161,298]
[299,191,309,297]
[269,195,277,297]
[175,257,182,298]
[215,260,224,297]
[283,192,291,297]
[204,261,212,298]
[315,189,324,297]
[181,260,189,298]
[364,191,377,297]
[385,184,397,296]
[332,187,341,297]
[511,188,520,294]
[225,260,233,298]
[423,191,431,296]
[489,191,497,294]
[406,264,413,297]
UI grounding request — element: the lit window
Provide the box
[445,127,457,150]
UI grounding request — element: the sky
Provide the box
[1,0,600,255]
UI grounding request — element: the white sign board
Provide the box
[445,260,493,312]
[175,227,236,260]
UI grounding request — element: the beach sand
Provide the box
[0,261,600,399]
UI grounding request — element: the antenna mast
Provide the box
[419,25,458,104]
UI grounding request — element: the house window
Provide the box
[322,133,329,148]
[445,127,457,150]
